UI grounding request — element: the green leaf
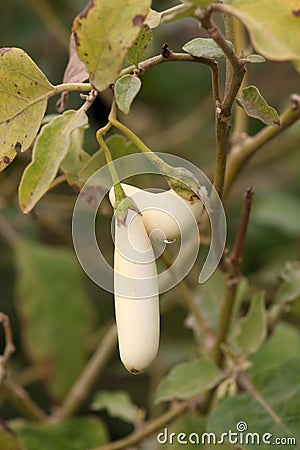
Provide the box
[274,262,300,305]
[155,356,225,404]
[182,37,234,59]
[0,47,54,171]
[91,390,144,424]
[242,54,266,64]
[60,127,90,186]
[234,291,267,355]
[250,323,300,369]
[115,75,142,114]
[18,109,88,213]
[229,0,300,69]
[127,25,153,66]
[15,239,93,401]
[236,85,281,126]
[72,0,151,91]
[208,359,300,449]
[11,417,107,450]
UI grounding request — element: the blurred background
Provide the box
[0,0,300,441]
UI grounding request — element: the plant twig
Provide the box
[121,52,220,104]
[212,187,254,366]
[224,95,300,195]
[91,400,189,450]
[2,377,48,421]
[0,313,15,377]
[50,324,118,423]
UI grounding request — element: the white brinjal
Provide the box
[109,183,203,242]
[113,208,159,374]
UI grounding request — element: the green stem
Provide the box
[108,114,170,174]
[96,125,126,207]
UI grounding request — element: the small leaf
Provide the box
[60,127,90,186]
[234,291,267,355]
[106,134,137,159]
[274,262,300,305]
[155,356,224,404]
[91,390,144,424]
[127,25,153,66]
[15,239,93,400]
[0,48,54,171]
[11,417,107,450]
[243,54,266,63]
[72,0,151,91]
[115,75,142,114]
[182,37,234,59]
[230,0,300,69]
[236,85,281,126]
[18,109,88,213]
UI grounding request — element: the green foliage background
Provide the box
[0,0,300,449]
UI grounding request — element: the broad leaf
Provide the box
[208,359,300,449]
[250,323,300,369]
[74,150,105,191]
[15,239,93,400]
[230,0,300,69]
[183,38,233,59]
[72,0,151,91]
[60,127,90,187]
[107,134,137,159]
[18,109,88,213]
[0,48,54,171]
[11,418,107,450]
[236,86,280,126]
[234,291,267,355]
[91,390,144,424]
[115,75,142,114]
[127,25,153,66]
[155,356,224,403]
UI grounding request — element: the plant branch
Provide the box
[160,3,192,24]
[2,377,48,421]
[224,95,300,196]
[50,324,117,423]
[196,7,246,199]
[91,401,189,450]
[121,52,220,104]
[212,187,254,366]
